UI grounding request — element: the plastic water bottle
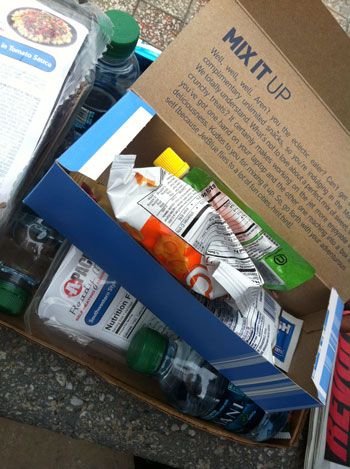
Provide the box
[74,10,140,137]
[0,206,64,316]
[126,327,289,441]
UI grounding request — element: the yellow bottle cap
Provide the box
[153,148,190,178]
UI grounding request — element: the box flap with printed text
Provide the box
[132,0,350,302]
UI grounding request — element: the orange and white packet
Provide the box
[107,155,263,312]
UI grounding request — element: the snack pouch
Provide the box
[201,293,302,367]
[107,155,263,312]
[183,167,315,290]
[195,288,281,364]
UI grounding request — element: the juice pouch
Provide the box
[153,149,314,290]
[107,155,263,312]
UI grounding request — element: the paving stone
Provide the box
[322,0,350,33]
[184,0,210,26]
[91,0,138,15]
[0,326,308,469]
[134,1,183,49]
[0,417,134,469]
[143,0,192,20]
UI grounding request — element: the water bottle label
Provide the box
[74,86,117,135]
[202,382,263,432]
[0,263,38,287]
[74,106,101,133]
[11,212,62,258]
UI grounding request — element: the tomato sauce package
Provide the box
[107,155,263,312]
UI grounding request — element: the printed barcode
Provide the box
[262,232,280,249]
[76,106,90,124]
[263,293,277,320]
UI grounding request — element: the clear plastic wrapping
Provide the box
[25,242,174,362]
[38,0,113,109]
[0,0,113,231]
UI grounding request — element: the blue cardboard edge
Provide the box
[312,288,344,403]
[57,91,156,172]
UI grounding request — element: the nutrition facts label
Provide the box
[38,246,171,351]
[199,181,280,260]
[197,288,281,361]
[139,170,261,284]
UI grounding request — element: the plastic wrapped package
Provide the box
[24,242,176,363]
[0,0,113,230]
[0,0,113,315]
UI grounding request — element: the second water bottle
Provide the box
[126,327,289,442]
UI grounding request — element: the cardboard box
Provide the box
[3,0,349,446]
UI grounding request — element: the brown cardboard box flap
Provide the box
[133,0,350,301]
[238,0,350,132]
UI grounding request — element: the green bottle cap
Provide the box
[104,10,140,59]
[0,270,32,316]
[126,327,167,374]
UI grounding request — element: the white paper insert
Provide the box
[0,1,88,219]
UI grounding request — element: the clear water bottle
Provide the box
[0,263,36,317]
[126,327,289,441]
[0,206,64,316]
[74,10,140,137]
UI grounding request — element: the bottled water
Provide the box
[127,327,289,441]
[74,10,140,136]
[0,206,63,316]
